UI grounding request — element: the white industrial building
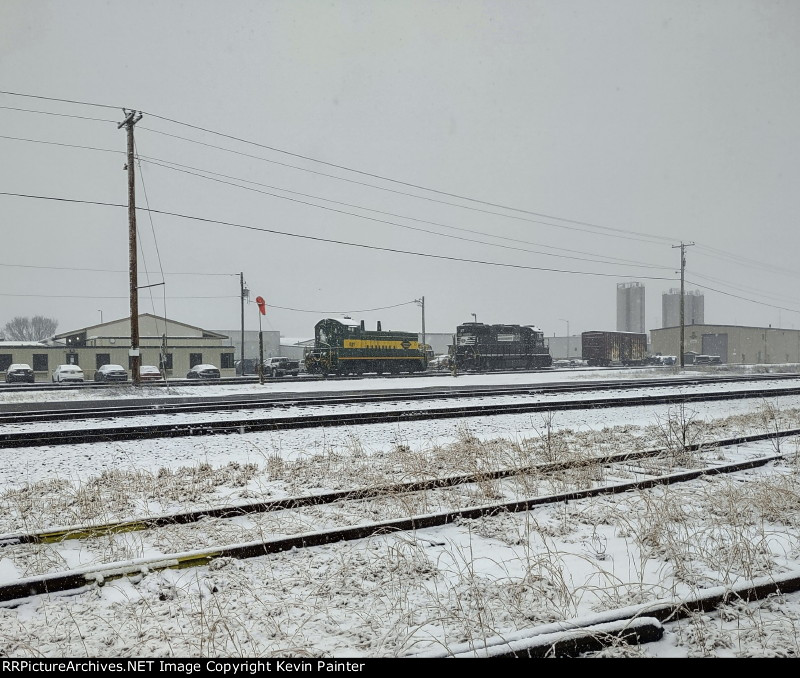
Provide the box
[0,314,236,381]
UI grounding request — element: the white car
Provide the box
[52,364,85,383]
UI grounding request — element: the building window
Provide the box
[0,355,12,371]
[96,354,111,369]
[190,353,202,368]
[160,353,173,370]
[220,353,234,369]
[32,354,48,372]
[66,353,79,366]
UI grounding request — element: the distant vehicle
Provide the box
[139,365,163,382]
[427,355,451,371]
[186,364,221,380]
[647,355,677,366]
[5,363,34,383]
[694,354,722,365]
[553,359,585,368]
[264,356,301,378]
[581,331,648,367]
[93,364,128,383]
[235,358,261,376]
[52,364,85,383]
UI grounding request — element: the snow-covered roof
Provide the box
[0,341,48,347]
[280,338,314,346]
[325,317,360,328]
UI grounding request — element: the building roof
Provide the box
[0,341,48,347]
[54,313,228,340]
[653,323,798,333]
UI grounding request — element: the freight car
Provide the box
[581,330,648,367]
[304,317,427,376]
[449,322,552,371]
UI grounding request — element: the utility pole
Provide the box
[672,241,695,368]
[240,273,247,375]
[415,297,426,359]
[118,109,143,385]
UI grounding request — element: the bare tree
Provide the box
[2,316,58,341]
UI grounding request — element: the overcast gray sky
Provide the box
[1,0,798,343]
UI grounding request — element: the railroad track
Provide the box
[2,382,800,448]
[0,362,751,394]
[414,569,800,657]
[3,372,799,423]
[0,427,795,607]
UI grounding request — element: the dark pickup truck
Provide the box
[264,356,301,377]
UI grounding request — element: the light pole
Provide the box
[559,318,569,359]
[471,313,477,323]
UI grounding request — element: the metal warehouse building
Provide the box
[0,314,236,381]
[651,324,800,365]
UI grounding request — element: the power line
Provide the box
[0,105,117,123]
[684,279,800,316]
[0,90,124,111]
[0,262,236,276]
[1,91,674,244]
[267,300,419,314]
[142,156,671,271]
[686,270,800,306]
[140,125,672,246]
[0,130,669,268]
[144,111,678,245]
[0,134,122,155]
[0,292,237,299]
[0,130,674,256]
[143,155,669,268]
[0,191,678,281]
[694,244,800,281]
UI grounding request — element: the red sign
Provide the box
[255,296,266,315]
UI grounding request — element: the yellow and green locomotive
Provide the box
[304,317,427,376]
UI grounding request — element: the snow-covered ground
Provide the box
[1,366,799,658]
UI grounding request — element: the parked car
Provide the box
[52,364,85,383]
[263,356,300,378]
[139,365,163,382]
[93,364,128,383]
[186,364,221,379]
[5,363,35,383]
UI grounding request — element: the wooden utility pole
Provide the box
[119,109,143,384]
[416,296,426,360]
[240,272,246,375]
[672,241,695,368]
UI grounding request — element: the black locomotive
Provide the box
[449,322,552,371]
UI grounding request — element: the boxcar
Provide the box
[581,331,647,367]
